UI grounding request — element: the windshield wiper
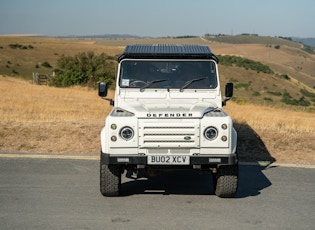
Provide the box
[180,77,208,92]
[140,79,168,92]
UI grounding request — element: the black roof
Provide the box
[118,44,218,62]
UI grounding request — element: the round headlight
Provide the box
[204,126,218,141]
[120,126,134,141]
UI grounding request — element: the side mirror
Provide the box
[222,83,233,106]
[225,82,233,98]
[98,82,108,97]
[98,82,114,106]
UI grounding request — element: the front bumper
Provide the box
[101,152,237,166]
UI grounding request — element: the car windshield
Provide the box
[119,60,217,90]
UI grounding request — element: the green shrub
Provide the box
[297,97,311,106]
[9,44,19,49]
[49,52,116,87]
[12,69,18,74]
[302,45,315,54]
[300,89,315,98]
[252,91,260,96]
[281,92,310,106]
[267,91,282,96]
[9,43,27,49]
[8,43,33,50]
[218,55,274,74]
[41,61,52,68]
[277,74,290,80]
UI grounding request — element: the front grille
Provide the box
[139,119,200,148]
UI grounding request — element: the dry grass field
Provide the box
[0,76,314,164]
[225,103,315,164]
[0,75,112,154]
[0,36,314,164]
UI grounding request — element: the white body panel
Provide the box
[100,58,237,161]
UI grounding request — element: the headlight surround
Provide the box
[119,126,134,141]
[204,126,218,141]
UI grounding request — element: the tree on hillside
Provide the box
[50,52,116,87]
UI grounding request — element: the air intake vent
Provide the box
[139,119,200,148]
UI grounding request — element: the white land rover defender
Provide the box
[98,44,238,197]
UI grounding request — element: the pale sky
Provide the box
[1,0,314,37]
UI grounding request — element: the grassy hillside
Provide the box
[0,76,314,164]
[205,34,301,46]
[0,36,122,79]
[0,35,315,110]
[205,36,315,89]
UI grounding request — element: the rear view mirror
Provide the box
[222,83,234,106]
[225,83,234,98]
[98,82,114,106]
[98,82,108,97]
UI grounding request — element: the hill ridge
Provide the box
[0,35,314,110]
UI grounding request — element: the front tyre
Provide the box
[214,164,238,198]
[100,155,122,197]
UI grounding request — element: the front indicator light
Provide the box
[111,136,117,142]
[221,136,227,142]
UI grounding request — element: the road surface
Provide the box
[0,155,314,229]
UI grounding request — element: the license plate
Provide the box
[147,155,190,165]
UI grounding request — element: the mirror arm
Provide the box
[101,97,114,106]
[222,97,231,107]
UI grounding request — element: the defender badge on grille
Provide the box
[184,136,191,141]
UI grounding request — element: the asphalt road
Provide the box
[0,156,314,230]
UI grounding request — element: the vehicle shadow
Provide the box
[121,164,272,198]
[121,121,274,197]
[234,121,275,197]
[234,121,276,163]
[122,170,213,196]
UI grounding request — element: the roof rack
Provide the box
[118,44,218,62]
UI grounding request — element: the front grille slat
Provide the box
[139,119,199,148]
